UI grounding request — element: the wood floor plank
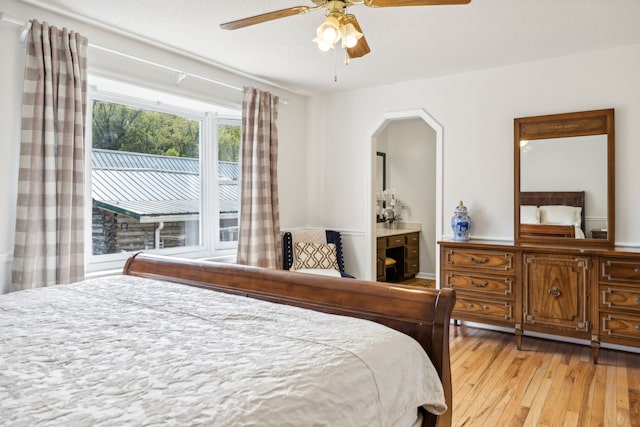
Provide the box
[626,353,640,427]
[449,325,640,427]
[530,349,566,426]
[494,363,534,425]
[573,359,596,426]
[604,353,619,426]
[546,346,575,426]
[615,351,631,426]
[586,354,607,427]
[561,411,580,427]
[454,338,514,423]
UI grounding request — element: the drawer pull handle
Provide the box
[470,280,489,288]
[469,256,489,264]
[636,297,640,303]
[483,305,489,310]
[636,325,640,331]
[548,287,561,298]
[467,303,474,308]
[635,268,640,274]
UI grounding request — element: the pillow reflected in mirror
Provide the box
[520,205,540,224]
[539,205,582,226]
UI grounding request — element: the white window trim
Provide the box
[214,116,243,251]
[85,81,240,273]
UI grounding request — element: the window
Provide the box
[86,77,241,272]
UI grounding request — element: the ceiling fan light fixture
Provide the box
[222,0,472,60]
[317,16,341,44]
[341,22,362,48]
[313,35,334,51]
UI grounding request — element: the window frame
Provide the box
[85,80,241,273]
[213,116,243,251]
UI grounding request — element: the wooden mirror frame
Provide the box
[514,109,615,247]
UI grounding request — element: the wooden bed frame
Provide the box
[123,253,456,427]
[520,223,576,238]
[520,191,585,238]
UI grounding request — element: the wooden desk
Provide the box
[376,229,420,282]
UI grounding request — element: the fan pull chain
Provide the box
[333,45,339,82]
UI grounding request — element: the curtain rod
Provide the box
[89,44,243,92]
[0,12,31,41]
[0,10,291,101]
[0,12,241,92]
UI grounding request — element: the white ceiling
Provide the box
[23,0,640,95]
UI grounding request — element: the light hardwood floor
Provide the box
[397,278,436,288]
[449,325,640,427]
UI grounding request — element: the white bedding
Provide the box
[0,275,446,426]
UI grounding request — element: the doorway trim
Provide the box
[369,108,443,282]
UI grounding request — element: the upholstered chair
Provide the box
[282,229,355,278]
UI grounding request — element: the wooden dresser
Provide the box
[439,239,640,362]
[376,228,420,282]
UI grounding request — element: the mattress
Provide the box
[0,275,446,426]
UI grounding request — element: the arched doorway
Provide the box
[369,109,443,283]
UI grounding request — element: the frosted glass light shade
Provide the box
[313,36,333,51]
[341,23,362,48]
[317,16,341,44]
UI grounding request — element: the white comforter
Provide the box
[0,275,446,426]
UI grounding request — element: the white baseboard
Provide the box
[454,320,640,355]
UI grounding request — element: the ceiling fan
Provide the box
[220,0,471,59]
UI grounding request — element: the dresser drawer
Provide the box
[600,258,640,283]
[405,245,419,260]
[377,237,387,250]
[444,249,515,273]
[600,312,640,340]
[405,232,419,245]
[405,259,419,275]
[445,272,513,297]
[454,296,515,322]
[387,235,405,248]
[600,285,640,312]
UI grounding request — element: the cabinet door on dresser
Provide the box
[441,245,517,326]
[523,253,592,335]
[598,257,640,347]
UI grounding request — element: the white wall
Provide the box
[0,0,309,292]
[307,44,640,279]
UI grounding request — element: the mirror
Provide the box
[514,109,614,247]
[375,152,387,223]
[376,151,386,193]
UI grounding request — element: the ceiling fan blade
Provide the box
[364,0,470,7]
[344,15,371,59]
[221,6,312,30]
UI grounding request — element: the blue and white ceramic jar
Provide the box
[451,201,471,241]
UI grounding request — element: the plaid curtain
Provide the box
[12,20,88,291]
[236,87,281,268]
